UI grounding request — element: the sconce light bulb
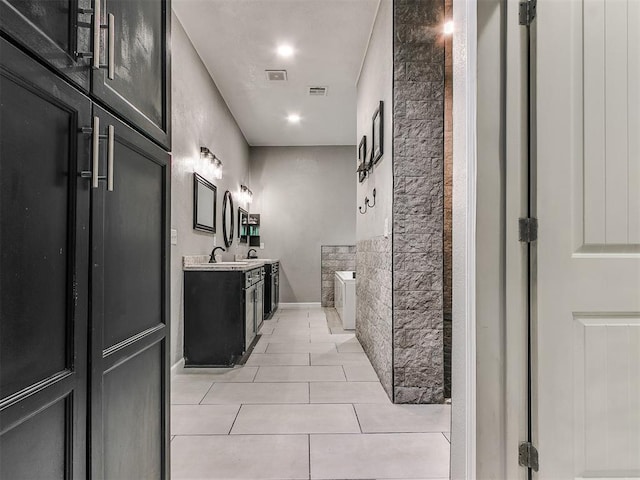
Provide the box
[444,20,454,35]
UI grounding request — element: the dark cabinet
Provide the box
[89,106,170,479]
[0,21,170,479]
[0,37,91,480]
[0,0,93,91]
[92,0,171,149]
[0,0,171,149]
[184,268,264,367]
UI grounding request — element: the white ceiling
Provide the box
[172,0,380,146]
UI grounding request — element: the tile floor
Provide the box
[171,306,451,480]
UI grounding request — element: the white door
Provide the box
[535,0,640,478]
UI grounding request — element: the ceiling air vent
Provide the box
[308,86,328,96]
[266,70,287,81]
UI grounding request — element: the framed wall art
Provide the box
[371,101,384,165]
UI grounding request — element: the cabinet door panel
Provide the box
[0,0,92,91]
[92,0,170,149]
[90,105,169,479]
[0,37,90,480]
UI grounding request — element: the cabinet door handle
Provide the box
[108,13,115,80]
[92,116,100,188]
[92,0,114,79]
[92,0,101,70]
[107,124,114,191]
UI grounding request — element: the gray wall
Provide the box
[355,0,394,399]
[249,146,356,303]
[170,14,251,367]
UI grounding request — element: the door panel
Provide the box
[0,37,90,480]
[535,0,640,478]
[103,344,162,480]
[0,0,92,91]
[0,397,69,479]
[92,0,170,149]
[90,105,169,479]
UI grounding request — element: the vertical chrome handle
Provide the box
[92,0,101,69]
[108,13,115,80]
[107,124,114,191]
[92,116,100,188]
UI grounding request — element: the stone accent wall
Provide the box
[392,0,445,403]
[356,237,393,398]
[321,245,357,307]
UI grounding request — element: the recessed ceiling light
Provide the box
[287,114,301,124]
[277,44,294,58]
[443,21,454,35]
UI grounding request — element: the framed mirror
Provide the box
[238,207,249,244]
[222,190,234,247]
[193,173,216,233]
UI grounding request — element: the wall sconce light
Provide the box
[200,146,223,180]
[240,184,253,204]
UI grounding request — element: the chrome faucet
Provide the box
[247,248,258,259]
[209,247,226,263]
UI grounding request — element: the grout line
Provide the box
[227,405,242,435]
[308,434,311,480]
[351,403,364,433]
[308,382,311,404]
[198,381,217,405]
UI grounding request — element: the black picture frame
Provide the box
[371,101,384,165]
[193,173,216,233]
[357,135,367,182]
[238,207,249,244]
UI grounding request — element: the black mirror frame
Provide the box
[222,190,234,247]
[193,173,217,234]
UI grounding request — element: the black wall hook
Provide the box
[358,188,377,215]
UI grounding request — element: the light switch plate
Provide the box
[170,229,178,245]
[384,218,389,238]
[213,236,217,246]
[260,242,265,249]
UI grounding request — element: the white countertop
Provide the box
[335,270,356,282]
[183,255,267,272]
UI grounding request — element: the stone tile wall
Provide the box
[356,237,393,398]
[320,245,357,307]
[392,0,445,404]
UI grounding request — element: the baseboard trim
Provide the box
[170,357,185,374]
[279,302,321,309]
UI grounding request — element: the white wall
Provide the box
[249,146,357,303]
[170,13,251,367]
[356,0,393,241]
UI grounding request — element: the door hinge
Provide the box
[518,442,539,471]
[518,217,538,242]
[519,0,537,26]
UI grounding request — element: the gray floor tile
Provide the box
[201,382,310,404]
[266,342,337,354]
[342,364,379,382]
[171,376,215,404]
[245,353,310,366]
[310,333,355,344]
[354,404,451,433]
[171,405,240,435]
[310,382,390,404]
[310,433,450,479]
[231,404,360,434]
[255,366,346,382]
[311,352,371,366]
[259,334,311,343]
[172,434,309,479]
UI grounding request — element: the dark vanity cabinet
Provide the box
[0,1,170,477]
[184,268,264,367]
[264,262,280,319]
[0,0,171,149]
